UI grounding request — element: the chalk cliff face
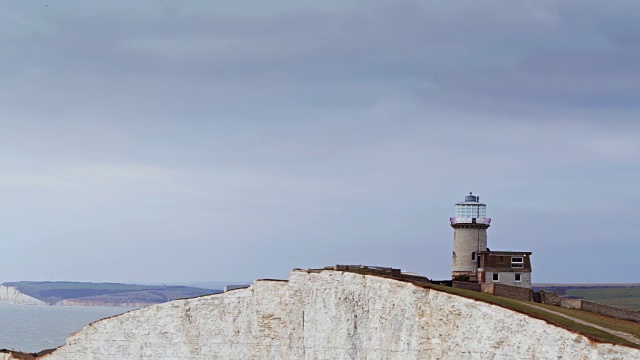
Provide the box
[2,270,639,359]
[0,285,46,305]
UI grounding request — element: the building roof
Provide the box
[455,192,486,206]
[478,251,532,255]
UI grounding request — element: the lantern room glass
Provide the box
[451,193,490,225]
[455,204,486,219]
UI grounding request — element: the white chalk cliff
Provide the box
[2,270,639,359]
[0,285,46,305]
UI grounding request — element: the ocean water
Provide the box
[0,303,134,352]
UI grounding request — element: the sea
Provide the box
[0,303,135,352]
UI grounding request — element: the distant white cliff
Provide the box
[2,270,639,359]
[54,299,153,307]
[0,285,46,306]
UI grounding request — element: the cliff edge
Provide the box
[0,285,47,306]
[2,270,639,359]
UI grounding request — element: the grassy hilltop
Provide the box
[2,281,222,305]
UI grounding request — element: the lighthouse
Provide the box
[450,193,533,287]
[450,192,490,282]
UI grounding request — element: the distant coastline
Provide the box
[0,281,221,307]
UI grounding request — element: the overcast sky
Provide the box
[0,0,638,284]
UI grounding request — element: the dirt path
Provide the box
[523,303,640,346]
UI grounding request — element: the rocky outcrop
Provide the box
[2,270,639,359]
[0,285,46,306]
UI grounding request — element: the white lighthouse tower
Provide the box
[450,192,491,282]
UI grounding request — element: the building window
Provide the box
[511,257,523,268]
[515,273,522,282]
[471,252,476,261]
[492,273,499,282]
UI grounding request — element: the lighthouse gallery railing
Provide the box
[450,217,491,225]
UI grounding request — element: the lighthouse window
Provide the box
[515,273,522,282]
[471,252,476,261]
[511,257,524,268]
[492,273,499,281]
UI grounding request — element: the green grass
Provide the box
[533,302,640,340]
[351,272,640,350]
[564,287,640,311]
[426,284,640,349]
[438,285,640,349]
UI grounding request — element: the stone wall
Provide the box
[452,281,481,292]
[537,292,640,324]
[482,283,533,301]
[539,290,561,306]
[581,300,640,323]
[481,283,494,295]
[560,298,583,309]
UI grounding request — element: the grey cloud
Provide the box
[0,1,638,283]
[4,0,640,119]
